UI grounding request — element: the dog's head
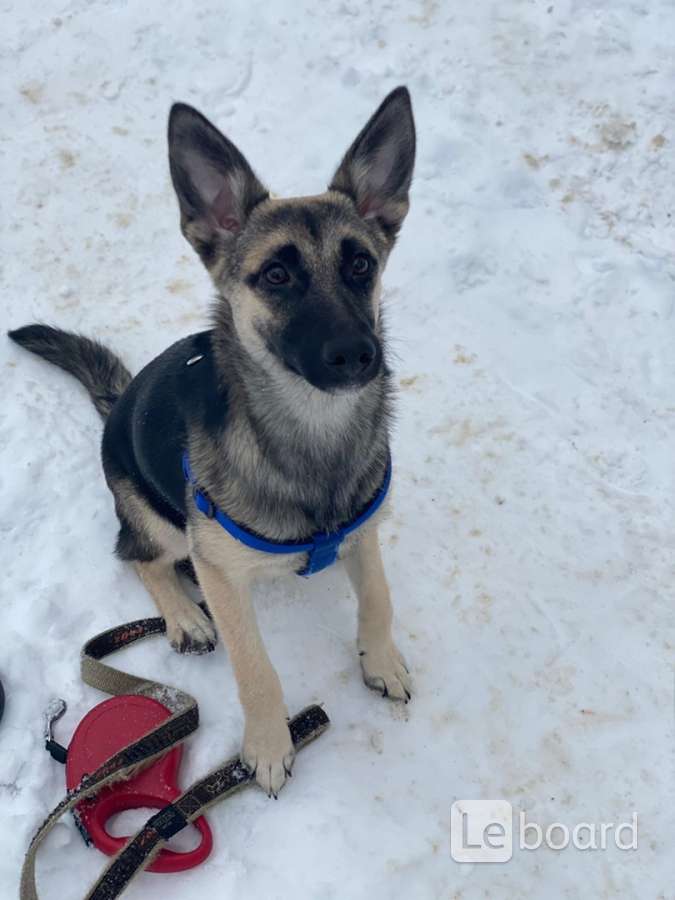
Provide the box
[168,88,415,393]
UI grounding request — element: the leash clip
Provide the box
[44,698,68,764]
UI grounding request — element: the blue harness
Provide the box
[182,452,392,577]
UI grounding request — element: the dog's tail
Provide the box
[8,324,132,420]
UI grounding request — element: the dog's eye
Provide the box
[352,254,370,277]
[264,264,290,285]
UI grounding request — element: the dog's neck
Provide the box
[206,305,392,537]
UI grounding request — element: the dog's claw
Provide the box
[242,718,294,796]
[359,641,412,702]
[166,603,218,655]
[172,635,216,655]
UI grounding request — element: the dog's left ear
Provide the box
[329,86,416,239]
[168,103,268,264]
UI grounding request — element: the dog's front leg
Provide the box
[343,526,411,702]
[191,554,294,796]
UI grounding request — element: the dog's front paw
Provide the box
[242,713,295,798]
[166,603,217,655]
[359,640,411,702]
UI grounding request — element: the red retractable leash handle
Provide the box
[64,695,212,873]
[26,618,330,900]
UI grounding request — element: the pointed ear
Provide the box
[329,86,416,240]
[168,103,268,263]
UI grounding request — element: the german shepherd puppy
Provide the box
[9,86,416,796]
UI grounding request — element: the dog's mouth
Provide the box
[282,351,382,393]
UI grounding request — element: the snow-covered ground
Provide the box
[2,1,674,898]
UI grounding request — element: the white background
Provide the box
[1,1,673,898]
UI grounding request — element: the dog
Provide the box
[9,86,416,796]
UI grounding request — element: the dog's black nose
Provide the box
[321,335,377,379]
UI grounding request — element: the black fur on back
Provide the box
[8,324,132,419]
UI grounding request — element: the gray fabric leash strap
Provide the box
[20,617,330,900]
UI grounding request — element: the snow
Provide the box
[1,1,673,898]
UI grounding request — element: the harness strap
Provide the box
[20,618,329,900]
[182,452,392,577]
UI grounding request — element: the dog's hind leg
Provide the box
[135,557,216,654]
[343,526,411,702]
[112,481,217,654]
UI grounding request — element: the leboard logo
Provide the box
[450,800,638,863]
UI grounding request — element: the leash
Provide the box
[20,617,330,900]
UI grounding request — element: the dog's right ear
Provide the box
[168,103,268,264]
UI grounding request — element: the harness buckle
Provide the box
[297,532,342,577]
[193,487,215,519]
